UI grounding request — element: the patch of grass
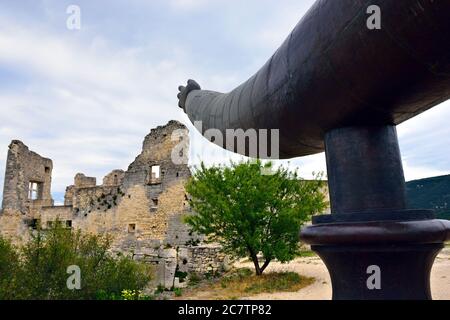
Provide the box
[244,272,312,294]
[188,273,202,286]
[185,268,314,300]
[173,288,183,297]
[296,249,317,258]
[154,284,165,294]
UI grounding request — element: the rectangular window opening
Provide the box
[151,165,160,179]
[148,165,161,184]
[28,181,43,200]
[128,223,136,233]
[30,219,39,230]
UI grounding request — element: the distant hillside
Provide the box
[406,174,450,220]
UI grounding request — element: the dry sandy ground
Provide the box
[429,248,450,300]
[183,248,450,300]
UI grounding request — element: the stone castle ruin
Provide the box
[0,120,228,288]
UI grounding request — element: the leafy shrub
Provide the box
[0,222,153,300]
[0,237,21,299]
[173,288,182,297]
[188,273,201,286]
[154,284,165,294]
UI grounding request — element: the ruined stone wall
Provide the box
[0,120,226,288]
[103,170,125,186]
[129,244,229,288]
[71,167,193,250]
[2,140,53,214]
[74,173,96,188]
[61,121,193,251]
[71,185,125,216]
[122,120,190,190]
[166,211,201,246]
[70,184,151,243]
[109,120,192,247]
[40,206,74,228]
[178,245,229,275]
[64,185,75,206]
[0,208,30,244]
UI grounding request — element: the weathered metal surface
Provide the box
[324,126,406,214]
[178,0,450,158]
[300,125,450,300]
[312,243,443,300]
[300,219,450,245]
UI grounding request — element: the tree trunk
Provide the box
[250,254,272,276]
[260,258,271,274]
[251,254,262,275]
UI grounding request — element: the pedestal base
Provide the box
[300,216,450,300]
[301,126,450,299]
[314,243,442,300]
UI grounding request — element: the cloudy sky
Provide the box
[0,0,449,205]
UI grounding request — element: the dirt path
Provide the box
[182,248,450,300]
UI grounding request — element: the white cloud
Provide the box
[169,0,211,10]
[402,162,448,182]
[0,0,448,207]
[0,16,192,202]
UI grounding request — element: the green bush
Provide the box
[154,284,165,294]
[173,287,182,297]
[0,222,153,300]
[188,273,201,286]
[0,237,21,299]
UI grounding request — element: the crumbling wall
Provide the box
[137,182,188,242]
[103,170,125,186]
[0,121,227,288]
[131,244,229,289]
[71,185,125,216]
[0,208,30,244]
[112,120,192,247]
[165,213,197,246]
[2,140,53,214]
[40,206,74,229]
[64,185,75,206]
[55,121,194,253]
[74,173,96,188]
[123,120,190,190]
[72,184,152,242]
[178,245,229,275]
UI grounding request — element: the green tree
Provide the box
[185,160,327,275]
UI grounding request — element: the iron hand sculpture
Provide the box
[178,0,450,159]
